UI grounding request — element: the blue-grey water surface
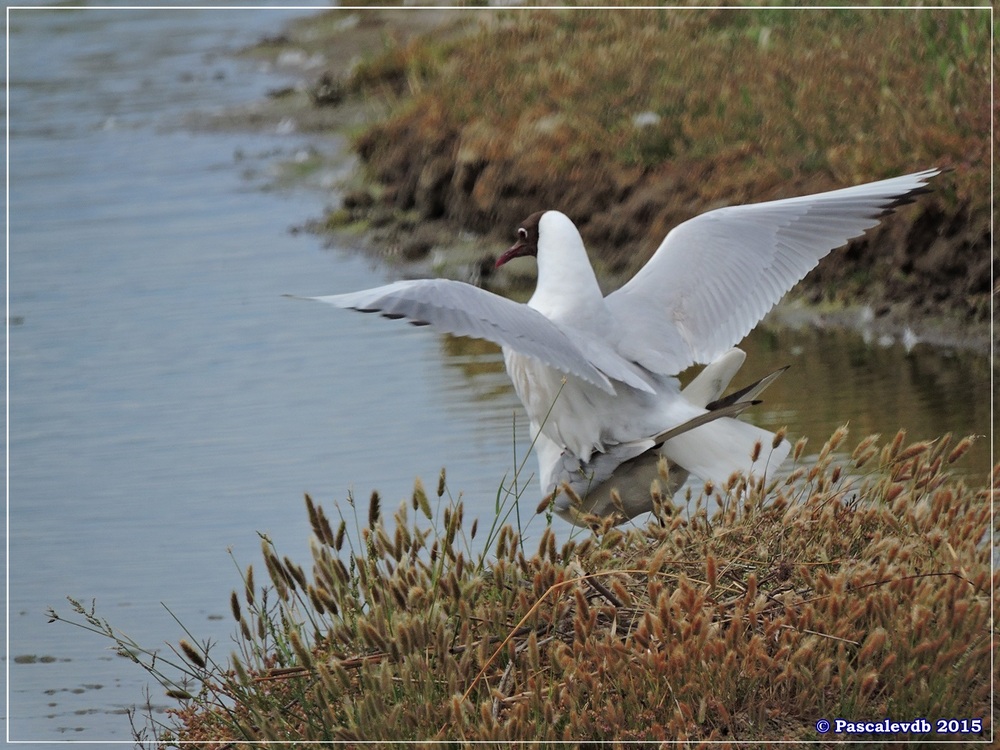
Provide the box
[6,5,992,743]
[7,5,519,741]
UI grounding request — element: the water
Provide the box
[6,6,993,743]
[6,5,521,741]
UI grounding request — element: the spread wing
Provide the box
[606,168,940,374]
[301,278,623,393]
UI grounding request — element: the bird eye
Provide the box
[517,227,527,240]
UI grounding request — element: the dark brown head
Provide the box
[495,211,545,269]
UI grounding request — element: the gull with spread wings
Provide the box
[298,168,939,524]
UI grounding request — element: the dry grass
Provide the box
[343,6,990,321]
[53,428,995,745]
[357,7,988,206]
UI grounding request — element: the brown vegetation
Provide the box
[51,429,990,745]
[338,8,991,324]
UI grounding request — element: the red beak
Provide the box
[495,240,535,269]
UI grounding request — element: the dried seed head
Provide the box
[390,580,408,609]
[229,590,241,623]
[359,621,388,653]
[859,669,879,698]
[560,482,582,510]
[851,434,880,459]
[412,477,428,518]
[307,584,326,615]
[179,639,206,670]
[657,455,671,481]
[751,440,762,462]
[610,488,625,514]
[889,429,907,459]
[318,508,335,548]
[289,629,314,669]
[884,484,904,503]
[244,565,255,606]
[537,527,552,558]
[367,490,382,529]
[332,557,350,586]
[793,436,808,461]
[947,436,975,464]
[393,524,405,561]
[437,467,447,498]
[858,628,887,663]
[929,431,952,461]
[771,426,787,450]
[793,641,815,665]
[819,425,849,461]
[264,551,290,599]
[896,441,931,463]
[320,588,339,616]
[305,493,320,538]
[284,556,307,590]
[407,586,425,609]
[573,585,591,622]
[650,479,664,514]
[854,445,878,468]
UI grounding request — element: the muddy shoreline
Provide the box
[208,8,992,355]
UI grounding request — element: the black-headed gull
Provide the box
[304,168,939,524]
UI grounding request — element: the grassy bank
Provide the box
[52,428,994,744]
[305,7,990,331]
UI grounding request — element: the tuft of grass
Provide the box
[50,428,995,744]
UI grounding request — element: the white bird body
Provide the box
[504,212,778,478]
[510,344,783,501]
[304,168,940,524]
[548,347,772,522]
[504,211,656,460]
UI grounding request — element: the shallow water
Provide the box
[6,6,993,743]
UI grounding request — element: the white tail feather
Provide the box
[660,417,790,488]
